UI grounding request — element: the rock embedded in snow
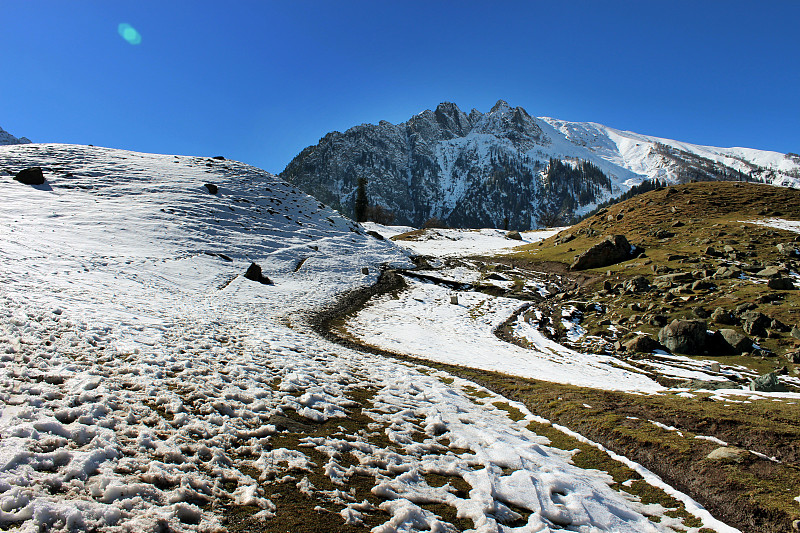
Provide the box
[749,372,789,392]
[244,262,273,285]
[203,183,218,194]
[13,166,45,185]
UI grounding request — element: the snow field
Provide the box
[345,278,665,394]
[0,144,714,531]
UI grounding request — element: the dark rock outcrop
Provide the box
[717,329,753,354]
[204,183,218,194]
[244,263,273,285]
[14,167,45,185]
[569,235,637,271]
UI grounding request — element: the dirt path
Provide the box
[309,268,800,533]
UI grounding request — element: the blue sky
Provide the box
[1,1,798,173]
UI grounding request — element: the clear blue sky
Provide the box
[1,1,798,173]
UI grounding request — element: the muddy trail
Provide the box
[308,264,800,533]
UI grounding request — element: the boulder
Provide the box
[785,351,800,364]
[714,266,742,279]
[204,183,218,194]
[658,319,707,355]
[654,272,693,284]
[706,447,749,463]
[555,232,574,244]
[741,310,770,338]
[243,263,273,285]
[748,372,788,392]
[691,279,714,291]
[717,329,753,353]
[777,243,799,256]
[506,230,523,241]
[767,277,795,290]
[792,326,800,341]
[622,276,650,293]
[366,230,385,240]
[623,335,665,354]
[683,379,737,390]
[711,307,736,325]
[756,266,785,278]
[14,167,45,185]
[569,235,638,271]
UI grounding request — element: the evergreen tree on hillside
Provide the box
[354,177,368,222]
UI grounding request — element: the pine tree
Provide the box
[354,177,368,222]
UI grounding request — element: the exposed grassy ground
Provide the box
[501,181,800,363]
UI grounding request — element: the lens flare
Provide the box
[117,23,142,45]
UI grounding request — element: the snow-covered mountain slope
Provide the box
[541,118,800,188]
[0,125,31,145]
[281,101,800,229]
[0,144,722,532]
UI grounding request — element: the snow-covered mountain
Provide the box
[281,101,800,229]
[0,125,31,145]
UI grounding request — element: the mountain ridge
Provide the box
[0,125,31,145]
[281,101,800,229]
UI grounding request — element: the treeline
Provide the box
[540,159,613,224]
[578,178,667,221]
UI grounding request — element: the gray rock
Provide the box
[749,372,788,392]
[658,319,707,355]
[623,276,650,293]
[711,307,736,325]
[569,235,638,271]
[655,272,694,284]
[683,379,738,390]
[506,230,523,241]
[756,266,785,278]
[785,351,800,364]
[792,326,800,341]
[203,183,218,194]
[767,277,795,290]
[718,329,753,353]
[691,279,715,291]
[706,447,749,463]
[623,335,665,353]
[714,266,742,279]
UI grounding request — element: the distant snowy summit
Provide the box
[281,100,800,229]
[0,125,31,145]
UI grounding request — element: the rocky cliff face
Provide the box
[0,126,31,146]
[281,101,800,229]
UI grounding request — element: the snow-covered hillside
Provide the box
[0,144,730,532]
[541,118,800,188]
[0,125,31,145]
[281,101,800,229]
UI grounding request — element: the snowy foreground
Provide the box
[0,144,735,532]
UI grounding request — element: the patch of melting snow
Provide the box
[694,435,728,446]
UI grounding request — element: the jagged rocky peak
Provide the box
[280,100,800,230]
[0,126,31,145]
